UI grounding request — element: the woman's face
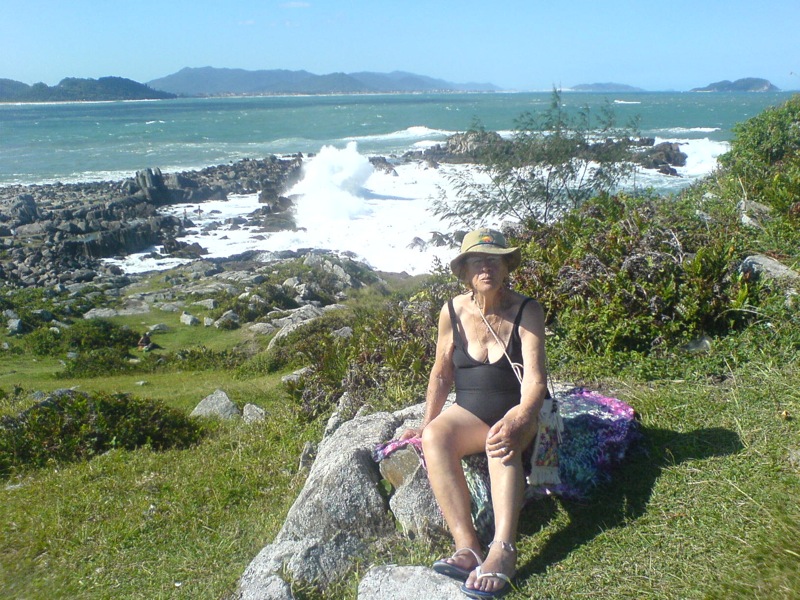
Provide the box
[465,253,508,292]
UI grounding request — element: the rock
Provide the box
[278,413,397,541]
[234,573,293,600]
[192,298,218,310]
[267,304,327,349]
[235,412,399,596]
[180,311,200,326]
[740,254,800,284]
[83,307,120,319]
[158,302,183,313]
[248,322,277,335]
[298,441,316,471]
[281,367,311,385]
[323,391,364,437]
[190,389,241,419]
[358,566,464,600]
[243,403,267,424]
[214,310,240,329]
[238,534,367,595]
[332,326,353,339]
[6,318,23,335]
[388,455,447,541]
[0,155,302,289]
[378,446,422,490]
[681,335,713,354]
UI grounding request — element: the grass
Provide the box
[1,308,799,599]
[1,368,314,599]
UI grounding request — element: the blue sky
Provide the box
[2,0,798,91]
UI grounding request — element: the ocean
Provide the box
[1,91,795,274]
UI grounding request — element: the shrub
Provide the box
[0,390,204,477]
[432,89,637,235]
[287,292,444,421]
[510,191,763,356]
[64,318,139,352]
[718,94,800,214]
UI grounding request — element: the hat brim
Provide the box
[450,246,521,277]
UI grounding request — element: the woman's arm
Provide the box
[398,302,456,440]
[485,298,548,462]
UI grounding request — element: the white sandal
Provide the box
[432,547,483,581]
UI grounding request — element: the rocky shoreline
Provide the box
[0,155,304,289]
[0,133,687,291]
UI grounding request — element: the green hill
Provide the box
[147,66,500,96]
[691,77,780,92]
[0,76,177,102]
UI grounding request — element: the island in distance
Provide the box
[0,76,176,102]
[146,66,500,96]
[690,77,780,92]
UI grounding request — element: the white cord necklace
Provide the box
[473,296,524,384]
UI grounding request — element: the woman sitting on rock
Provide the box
[400,228,549,599]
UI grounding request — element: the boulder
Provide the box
[214,310,240,329]
[248,322,277,336]
[243,404,267,424]
[190,389,241,419]
[238,534,367,596]
[357,566,464,600]
[740,254,800,284]
[387,455,447,541]
[180,311,200,326]
[235,412,399,596]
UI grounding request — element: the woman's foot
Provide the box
[432,547,482,581]
[462,540,516,597]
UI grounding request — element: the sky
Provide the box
[1,0,798,92]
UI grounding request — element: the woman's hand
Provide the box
[485,405,538,464]
[398,427,422,442]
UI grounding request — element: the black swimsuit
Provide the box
[449,297,533,426]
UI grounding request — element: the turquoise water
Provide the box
[0,91,795,186]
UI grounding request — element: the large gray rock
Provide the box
[235,412,400,597]
[387,452,447,541]
[740,254,800,284]
[278,412,397,542]
[190,389,241,419]
[180,311,200,326]
[238,534,367,595]
[357,566,464,600]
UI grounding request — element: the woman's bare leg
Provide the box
[464,451,525,593]
[422,405,489,568]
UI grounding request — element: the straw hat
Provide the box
[450,228,521,277]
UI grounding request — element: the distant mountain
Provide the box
[691,78,780,92]
[0,76,177,102]
[569,82,645,92]
[147,67,500,96]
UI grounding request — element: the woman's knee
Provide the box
[421,418,450,454]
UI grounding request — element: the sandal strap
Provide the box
[488,540,516,553]
[475,567,512,584]
[452,547,483,565]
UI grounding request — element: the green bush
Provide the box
[509,191,763,356]
[0,390,204,477]
[26,318,139,358]
[718,94,800,214]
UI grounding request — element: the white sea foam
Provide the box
[656,137,729,177]
[104,137,727,276]
[105,144,461,275]
[347,126,452,142]
[650,127,721,135]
